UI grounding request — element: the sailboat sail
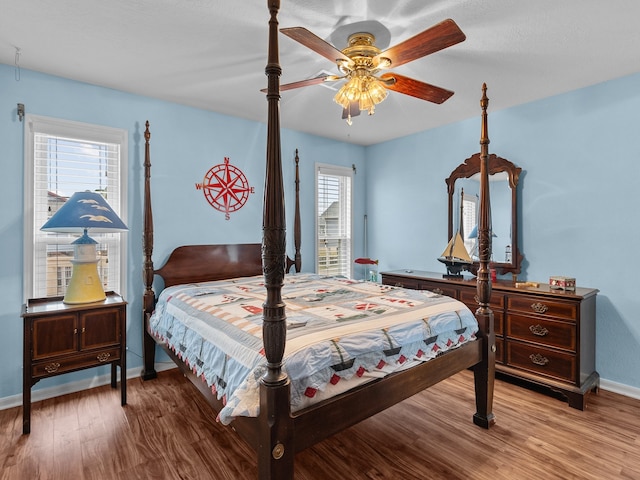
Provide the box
[440,231,472,263]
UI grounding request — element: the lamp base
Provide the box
[63,260,106,304]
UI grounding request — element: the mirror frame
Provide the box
[445,152,523,278]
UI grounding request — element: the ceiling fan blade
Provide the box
[260,75,340,93]
[281,27,351,64]
[376,19,465,68]
[380,73,454,104]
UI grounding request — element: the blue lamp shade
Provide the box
[41,190,128,233]
[40,191,127,304]
[467,225,496,239]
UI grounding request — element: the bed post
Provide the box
[141,121,158,381]
[258,1,294,479]
[286,149,302,273]
[473,84,496,428]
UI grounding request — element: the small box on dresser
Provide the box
[22,291,127,434]
[381,270,599,410]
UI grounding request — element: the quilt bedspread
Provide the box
[149,273,478,424]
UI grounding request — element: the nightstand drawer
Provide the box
[506,314,576,352]
[507,295,577,321]
[507,341,576,383]
[32,347,121,378]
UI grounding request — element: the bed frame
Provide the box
[141,2,495,478]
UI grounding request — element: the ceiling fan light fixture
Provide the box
[334,74,388,122]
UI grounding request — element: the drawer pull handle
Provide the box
[531,302,549,314]
[529,353,549,366]
[474,295,480,303]
[529,324,549,336]
[432,288,444,295]
[395,283,404,288]
[44,362,60,373]
[97,352,111,362]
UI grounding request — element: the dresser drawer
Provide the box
[507,295,577,321]
[420,284,458,298]
[506,314,576,352]
[459,289,504,310]
[383,275,421,290]
[506,341,576,383]
[32,347,121,379]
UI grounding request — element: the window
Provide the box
[462,192,478,257]
[316,164,352,277]
[24,115,128,300]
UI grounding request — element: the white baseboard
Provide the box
[599,378,640,400]
[3,369,639,411]
[0,362,177,411]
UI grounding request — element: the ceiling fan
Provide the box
[274,19,466,124]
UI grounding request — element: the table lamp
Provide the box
[40,191,128,304]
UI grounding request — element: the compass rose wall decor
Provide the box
[195,157,255,220]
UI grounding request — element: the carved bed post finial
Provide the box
[473,83,496,428]
[285,149,302,274]
[262,0,287,388]
[259,3,294,479]
[141,120,158,380]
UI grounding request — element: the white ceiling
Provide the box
[2,0,639,146]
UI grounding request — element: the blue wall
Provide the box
[1,63,639,402]
[366,73,640,390]
[0,63,366,401]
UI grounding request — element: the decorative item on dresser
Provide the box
[380,270,599,409]
[22,291,127,434]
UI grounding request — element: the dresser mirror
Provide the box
[445,153,523,277]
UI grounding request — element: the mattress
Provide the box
[148,273,478,424]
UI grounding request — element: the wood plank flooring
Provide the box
[2,368,639,479]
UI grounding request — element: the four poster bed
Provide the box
[141,2,496,478]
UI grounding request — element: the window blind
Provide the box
[316,164,352,277]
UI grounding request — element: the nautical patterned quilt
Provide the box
[149,273,478,424]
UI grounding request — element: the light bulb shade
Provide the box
[334,77,361,109]
[334,75,388,114]
[41,191,128,233]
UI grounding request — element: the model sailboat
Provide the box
[438,188,472,278]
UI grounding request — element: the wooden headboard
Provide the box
[156,243,263,288]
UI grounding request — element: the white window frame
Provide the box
[23,115,128,301]
[315,163,353,278]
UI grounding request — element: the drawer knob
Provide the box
[97,352,111,362]
[529,324,549,337]
[432,288,444,295]
[530,302,549,314]
[44,362,60,373]
[529,353,549,366]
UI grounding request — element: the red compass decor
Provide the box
[195,157,254,220]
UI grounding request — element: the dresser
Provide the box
[22,292,127,434]
[381,270,599,409]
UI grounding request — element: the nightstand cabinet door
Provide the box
[81,308,122,350]
[32,314,78,360]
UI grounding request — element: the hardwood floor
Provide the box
[2,369,639,479]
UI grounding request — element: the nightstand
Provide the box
[22,291,127,434]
